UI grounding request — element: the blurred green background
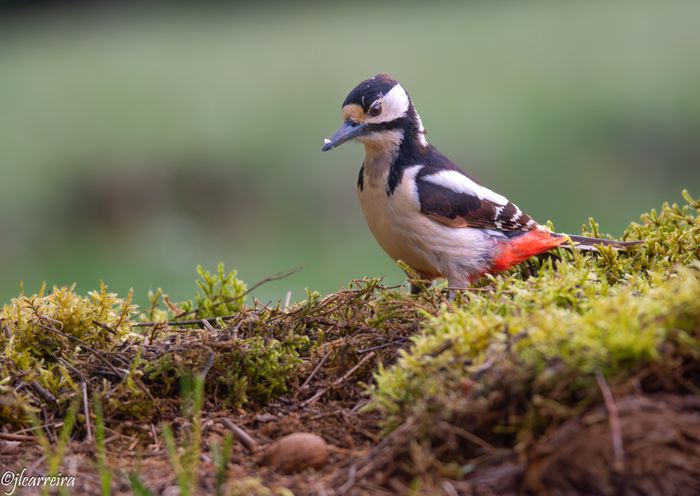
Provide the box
[1,0,699,306]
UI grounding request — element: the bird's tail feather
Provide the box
[563,234,642,251]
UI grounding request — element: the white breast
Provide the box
[357,165,497,283]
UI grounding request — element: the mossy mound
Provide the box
[363,191,700,492]
[0,191,698,495]
[0,265,434,428]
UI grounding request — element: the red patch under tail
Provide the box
[491,230,567,273]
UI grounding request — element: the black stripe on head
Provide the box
[365,116,410,135]
[342,73,399,112]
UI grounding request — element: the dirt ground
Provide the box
[3,338,700,495]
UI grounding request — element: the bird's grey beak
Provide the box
[321,121,366,152]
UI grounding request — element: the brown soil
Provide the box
[3,366,700,495]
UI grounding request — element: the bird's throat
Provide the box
[360,130,403,188]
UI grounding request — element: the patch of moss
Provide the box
[369,192,700,472]
[138,263,247,324]
[212,333,309,407]
[0,282,135,425]
[1,260,426,427]
[3,191,698,491]
[179,263,248,319]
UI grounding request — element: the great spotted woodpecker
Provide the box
[322,74,639,293]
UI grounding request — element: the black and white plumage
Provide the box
[322,74,639,290]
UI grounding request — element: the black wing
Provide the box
[415,166,538,231]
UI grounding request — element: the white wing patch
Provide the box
[422,170,509,206]
[510,205,523,222]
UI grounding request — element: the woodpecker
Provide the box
[322,74,639,293]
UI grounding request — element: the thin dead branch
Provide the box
[35,321,127,380]
[303,352,376,406]
[596,371,625,474]
[82,381,92,442]
[219,418,259,452]
[199,350,216,378]
[0,432,37,442]
[295,351,332,398]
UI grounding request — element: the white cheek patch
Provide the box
[423,170,509,206]
[366,84,410,124]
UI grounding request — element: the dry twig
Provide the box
[81,381,93,442]
[0,432,37,442]
[199,350,216,378]
[219,418,259,452]
[303,352,376,406]
[295,351,332,398]
[35,321,127,380]
[595,371,625,474]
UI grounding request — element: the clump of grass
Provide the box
[162,376,205,496]
[128,374,237,496]
[213,431,234,496]
[93,396,112,496]
[127,375,205,496]
[30,399,79,496]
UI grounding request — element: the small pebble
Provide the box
[262,432,328,473]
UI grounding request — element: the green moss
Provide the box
[1,282,134,358]
[138,263,247,324]
[2,191,698,486]
[179,263,248,319]
[370,191,700,450]
[0,282,135,425]
[212,333,309,407]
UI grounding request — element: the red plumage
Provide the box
[491,230,566,273]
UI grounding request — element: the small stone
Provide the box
[255,413,277,423]
[161,485,180,496]
[262,432,328,473]
[0,440,21,454]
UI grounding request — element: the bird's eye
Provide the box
[368,102,382,117]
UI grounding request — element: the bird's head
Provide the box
[322,74,427,153]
